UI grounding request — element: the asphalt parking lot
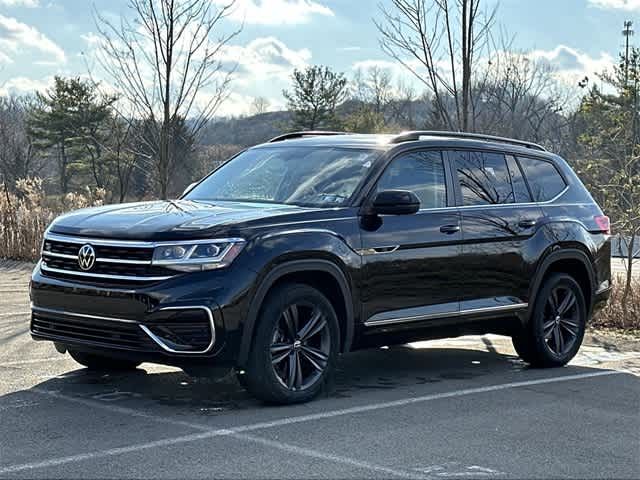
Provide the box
[1,262,639,479]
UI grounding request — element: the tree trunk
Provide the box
[623,233,636,300]
[59,141,69,194]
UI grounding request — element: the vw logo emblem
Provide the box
[77,244,96,271]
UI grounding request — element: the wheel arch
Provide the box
[529,247,596,321]
[237,259,355,367]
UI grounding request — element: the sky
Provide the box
[0,0,637,116]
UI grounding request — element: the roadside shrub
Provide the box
[592,278,640,332]
[0,178,105,261]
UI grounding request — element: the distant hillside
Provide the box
[200,111,292,147]
[199,99,432,147]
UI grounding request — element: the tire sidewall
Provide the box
[248,283,340,404]
[531,273,587,365]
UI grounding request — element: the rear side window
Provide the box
[518,157,566,202]
[506,155,532,203]
[376,151,447,209]
[453,151,514,205]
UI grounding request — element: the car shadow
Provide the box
[4,341,627,418]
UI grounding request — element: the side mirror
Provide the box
[371,190,420,215]
[182,182,198,197]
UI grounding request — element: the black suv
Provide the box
[30,131,612,404]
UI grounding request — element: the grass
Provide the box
[592,278,640,332]
[0,177,105,261]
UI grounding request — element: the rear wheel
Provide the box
[69,350,141,372]
[512,273,587,367]
[243,283,339,404]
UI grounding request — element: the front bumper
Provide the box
[29,262,249,368]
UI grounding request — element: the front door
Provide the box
[359,149,462,327]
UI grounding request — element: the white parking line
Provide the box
[0,311,30,318]
[0,369,621,476]
[234,432,427,479]
[11,389,427,479]
[2,357,67,367]
[32,388,212,431]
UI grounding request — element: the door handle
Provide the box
[518,219,537,229]
[440,224,461,234]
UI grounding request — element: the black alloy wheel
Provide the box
[270,302,331,391]
[512,273,587,368]
[243,283,339,404]
[542,285,581,357]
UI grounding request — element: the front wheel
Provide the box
[512,273,587,368]
[69,350,141,372]
[243,283,339,404]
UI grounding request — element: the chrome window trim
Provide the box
[413,185,569,212]
[364,302,528,327]
[44,232,244,248]
[40,263,173,282]
[138,306,216,354]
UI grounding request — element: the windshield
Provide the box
[185,146,378,208]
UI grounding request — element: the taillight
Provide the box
[594,215,610,234]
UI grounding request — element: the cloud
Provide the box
[527,45,615,85]
[0,0,39,6]
[214,0,334,25]
[587,0,640,10]
[0,14,65,64]
[0,75,52,95]
[222,36,311,83]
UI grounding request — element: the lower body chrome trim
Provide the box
[364,303,529,327]
[31,304,216,354]
[31,305,139,324]
[139,306,216,355]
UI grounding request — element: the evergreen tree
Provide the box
[576,48,640,310]
[26,77,115,193]
[283,66,348,130]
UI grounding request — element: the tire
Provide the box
[512,273,587,368]
[68,350,141,372]
[243,283,340,404]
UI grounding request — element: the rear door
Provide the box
[452,150,544,312]
[359,149,463,327]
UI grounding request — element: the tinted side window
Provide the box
[376,151,447,209]
[454,151,514,205]
[518,157,566,202]
[506,155,532,203]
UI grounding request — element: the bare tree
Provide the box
[473,51,573,149]
[94,0,240,198]
[0,96,42,186]
[250,96,270,116]
[376,0,496,131]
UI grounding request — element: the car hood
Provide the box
[49,200,312,241]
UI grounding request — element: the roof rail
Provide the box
[268,131,347,143]
[390,131,547,152]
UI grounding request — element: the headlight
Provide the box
[151,239,245,272]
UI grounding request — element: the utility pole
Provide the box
[623,21,634,85]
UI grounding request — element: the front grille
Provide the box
[44,239,152,262]
[31,310,157,352]
[40,234,176,284]
[43,257,172,277]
